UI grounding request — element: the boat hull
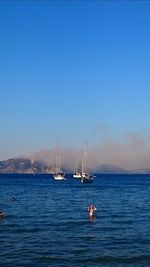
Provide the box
[53,173,65,180]
[81,174,94,183]
[73,173,82,178]
[81,178,93,183]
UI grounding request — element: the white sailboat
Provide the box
[73,159,82,178]
[81,142,95,183]
[53,152,65,180]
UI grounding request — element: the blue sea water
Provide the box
[0,174,150,267]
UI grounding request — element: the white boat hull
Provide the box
[53,173,65,180]
[73,173,82,178]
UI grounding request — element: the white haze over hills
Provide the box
[25,131,150,171]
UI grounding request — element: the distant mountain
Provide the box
[0,158,54,174]
[129,168,150,174]
[0,157,150,174]
[94,164,127,174]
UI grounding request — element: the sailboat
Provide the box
[81,142,95,183]
[73,159,82,178]
[53,152,65,180]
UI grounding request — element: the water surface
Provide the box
[0,174,150,266]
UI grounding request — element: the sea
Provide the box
[0,173,150,267]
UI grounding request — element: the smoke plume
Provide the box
[26,131,150,171]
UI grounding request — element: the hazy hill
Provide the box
[94,164,127,174]
[0,158,53,174]
[0,158,150,174]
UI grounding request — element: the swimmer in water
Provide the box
[88,204,97,219]
[0,209,4,218]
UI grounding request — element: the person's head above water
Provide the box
[0,209,4,216]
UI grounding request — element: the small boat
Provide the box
[73,172,82,178]
[53,172,65,180]
[81,173,94,183]
[73,159,82,178]
[53,152,65,180]
[80,142,95,183]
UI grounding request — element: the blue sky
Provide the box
[1,1,150,163]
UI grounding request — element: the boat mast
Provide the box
[55,155,58,173]
[81,141,88,174]
[75,158,78,173]
[55,152,61,173]
[58,152,61,173]
[81,158,84,175]
[83,141,88,173]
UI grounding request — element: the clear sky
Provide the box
[1,1,150,167]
